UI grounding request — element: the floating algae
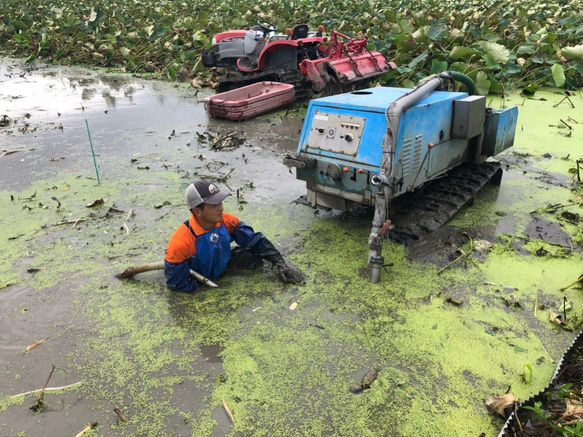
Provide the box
[1,78,583,436]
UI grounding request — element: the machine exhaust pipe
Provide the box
[368,72,476,283]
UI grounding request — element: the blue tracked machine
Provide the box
[284,71,518,283]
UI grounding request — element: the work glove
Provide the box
[263,253,305,284]
[275,260,305,284]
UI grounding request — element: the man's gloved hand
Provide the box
[263,252,305,284]
[275,260,305,284]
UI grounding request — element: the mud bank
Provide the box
[1,59,582,436]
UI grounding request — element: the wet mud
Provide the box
[1,58,583,436]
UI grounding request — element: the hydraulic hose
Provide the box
[370,70,477,282]
[448,71,476,96]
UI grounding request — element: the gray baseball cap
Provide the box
[185,180,230,208]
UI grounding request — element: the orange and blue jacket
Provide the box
[164,212,276,292]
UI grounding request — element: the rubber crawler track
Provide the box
[388,161,503,241]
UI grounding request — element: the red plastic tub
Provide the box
[205,81,295,121]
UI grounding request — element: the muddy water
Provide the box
[0,59,306,436]
[0,60,304,201]
[1,58,583,437]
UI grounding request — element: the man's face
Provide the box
[193,202,224,229]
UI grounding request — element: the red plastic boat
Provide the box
[204,81,295,121]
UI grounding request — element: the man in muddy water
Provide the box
[164,180,304,292]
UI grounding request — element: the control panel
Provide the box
[305,111,366,156]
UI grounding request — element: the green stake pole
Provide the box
[85,119,101,185]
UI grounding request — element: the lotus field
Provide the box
[0,0,582,93]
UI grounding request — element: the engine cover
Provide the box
[289,86,517,211]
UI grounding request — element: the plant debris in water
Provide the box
[350,367,379,393]
[500,334,583,436]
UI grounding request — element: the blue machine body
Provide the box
[289,86,518,211]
